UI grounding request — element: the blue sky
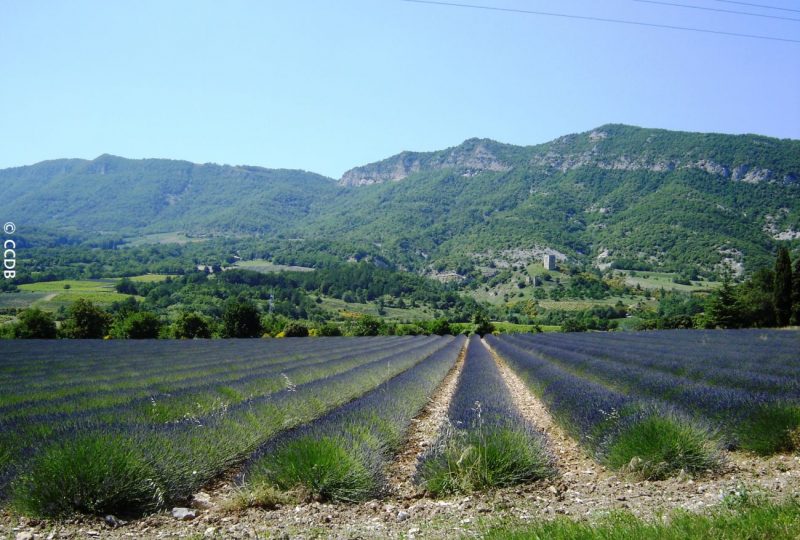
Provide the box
[1,0,798,178]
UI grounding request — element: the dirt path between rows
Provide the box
[481,337,800,522]
[481,338,602,482]
[385,338,468,498]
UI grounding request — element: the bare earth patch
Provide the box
[3,340,800,539]
[385,339,468,498]
[481,338,600,479]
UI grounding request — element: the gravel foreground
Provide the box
[2,451,799,540]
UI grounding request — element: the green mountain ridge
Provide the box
[0,154,337,234]
[1,124,799,275]
[323,124,800,274]
[340,124,800,187]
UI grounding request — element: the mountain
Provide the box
[315,125,800,274]
[339,138,515,186]
[0,155,336,234]
[2,125,799,274]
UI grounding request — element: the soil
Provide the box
[3,340,799,540]
[384,338,468,499]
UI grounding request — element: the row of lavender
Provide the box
[504,329,800,452]
[487,329,800,478]
[0,337,423,418]
[417,336,553,495]
[0,336,441,501]
[513,329,800,395]
[0,336,458,517]
[8,338,444,434]
[240,336,466,502]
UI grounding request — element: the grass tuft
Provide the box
[246,435,377,503]
[482,498,800,540]
[605,414,721,480]
[11,433,164,518]
[737,404,800,455]
[223,484,297,511]
[419,424,553,496]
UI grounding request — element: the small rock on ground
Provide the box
[171,507,197,521]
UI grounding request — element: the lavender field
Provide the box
[487,329,800,478]
[0,336,459,516]
[0,329,798,520]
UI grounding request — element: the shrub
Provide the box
[473,312,494,336]
[282,322,309,338]
[396,324,426,336]
[317,323,342,336]
[115,278,137,295]
[172,312,212,339]
[605,413,721,480]
[113,312,162,339]
[12,308,57,339]
[12,433,164,517]
[346,315,384,336]
[61,299,111,338]
[419,425,553,496]
[426,319,452,336]
[222,301,263,338]
[737,404,800,455]
[247,436,375,503]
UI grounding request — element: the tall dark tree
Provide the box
[173,312,212,339]
[222,300,263,338]
[113,312,163,339]
[473,311,495,336]
[282,321,309,337]
[774,247,793,326]
[13,308,57,339]
[793,256,800,325]
[705,273,739,329]
[61,299,111,338]
[735,268,776,328]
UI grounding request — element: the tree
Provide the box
[282,321,309,337]
[61,299,111,338]
[109,296,141,318]
[472,312,495,336]
[113,312,162,339]
[561,317,588,333]
[317,323,342,337]
[793,256,800,325]
[261,314,289,336]
[12,308,57,339]
[426,318,452,336]
[703,274,739,329]
[173,312,212,339]
[347,315,384,336]
[774,247,793,326]
[222,300,263,338]
[735,268,775,328]
[115,277,138,295]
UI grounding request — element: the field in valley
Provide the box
[0,330,798,538]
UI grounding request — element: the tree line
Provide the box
[637,247,800,330]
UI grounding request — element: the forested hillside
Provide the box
[0,155,336,233]
[2,125,798,274]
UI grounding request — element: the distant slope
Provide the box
[2,125,799,274]
[0,154,337,234]
[320,124,800,273]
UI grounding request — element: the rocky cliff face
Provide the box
[340,127,800,188]
[338,138,512,186]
